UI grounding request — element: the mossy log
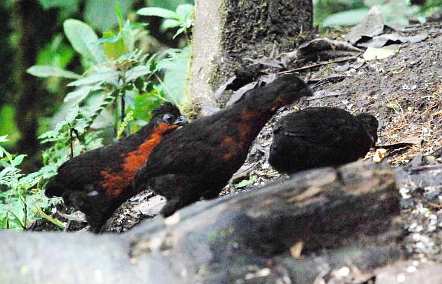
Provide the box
[0,162,404,284]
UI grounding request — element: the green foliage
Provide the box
[34,35,77,94]
[157,46,191,107]
[37,0,133,30]
[28,16,192,128]
[63,19,106,63]
[137,4,194,38]
[314,0,365,27]
[321,7,369,27]
[418,0,442,17]
[0,136,62,230]
[316,0,442,28]
[38,0,80,17]
[84,0,135,32]
[38,0,79,10]
[234,176,257,189]
[148,0,194,10]
[2,1,194,230]
[0,105,19,145]
[133,87,164,122]
[27,66,81,80]
[117,110,134,139]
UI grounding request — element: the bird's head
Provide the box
[151,102,188,127]
[268,74,313,111]
[356,113,379,145]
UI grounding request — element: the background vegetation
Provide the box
[0,0,441,230]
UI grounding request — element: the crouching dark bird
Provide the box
[45,103,187,230]
[134,74,313,217]
[269,107,378,174]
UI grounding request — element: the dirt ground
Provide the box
[223,23,442,264]
[43,23,442,268]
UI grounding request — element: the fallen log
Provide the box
[0,162,403,284]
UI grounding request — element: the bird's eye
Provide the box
[162,114,174,124]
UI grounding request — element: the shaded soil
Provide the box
[34,24,442,266]
[224,23,442,263]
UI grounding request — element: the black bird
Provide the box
[134,75,313,216]
[269,107,378,174]
[45,103,186,230]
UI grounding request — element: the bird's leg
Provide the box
[160,198,182,217]
[201,189,221,200]
[160,196,196,217]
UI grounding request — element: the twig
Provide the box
[306,92,343,101]
[121,93,125,123]
[309,75,349,89]
[34,207,65,229]
[374,142,416,150]
[279,56,359,74]
[410,164,442,173]
[427,202,442,209]
[69,128,80,158]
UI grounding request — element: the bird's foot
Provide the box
[160,198,182,217]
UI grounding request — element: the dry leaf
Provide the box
[363,45,399,61]
[290,241,304,259]
[373,148,388,163]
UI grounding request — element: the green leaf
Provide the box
[27,65,81,79]
[63,19,105,63]
[158,47,191,107]
[38,0,79,11]
[64,85,100,104]
[134,91,163,122]
[101,31,128,60]
[36,35,75,69]
[67,70,119,87]
[176,4,194,21]
[148,0,193,10]
[161,19,181,30]
[173,27,187,39]
[114,0,124,31]
[322,8,369,27]
[84,0,134,32]
[235,176,257,189]
[125,65,150,82]
[0,106,19,145]
[11,155,26,167]
[137,7,179,19]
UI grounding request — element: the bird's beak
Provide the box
[174,115,188,126]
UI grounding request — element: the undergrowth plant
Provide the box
[316,0,442,28]
[0,136,63,230]
[0,3,194,230]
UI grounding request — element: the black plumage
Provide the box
[269,107,378,174]
[134,74,313,216]
[45,103,186,230]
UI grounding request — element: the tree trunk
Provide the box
[12,1,58,162]
[189,0,313,115]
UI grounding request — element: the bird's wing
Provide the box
[55,143,129,188]
[280,111,363,146]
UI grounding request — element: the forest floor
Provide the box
[223,23,442,265]
[39,23,442,269]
